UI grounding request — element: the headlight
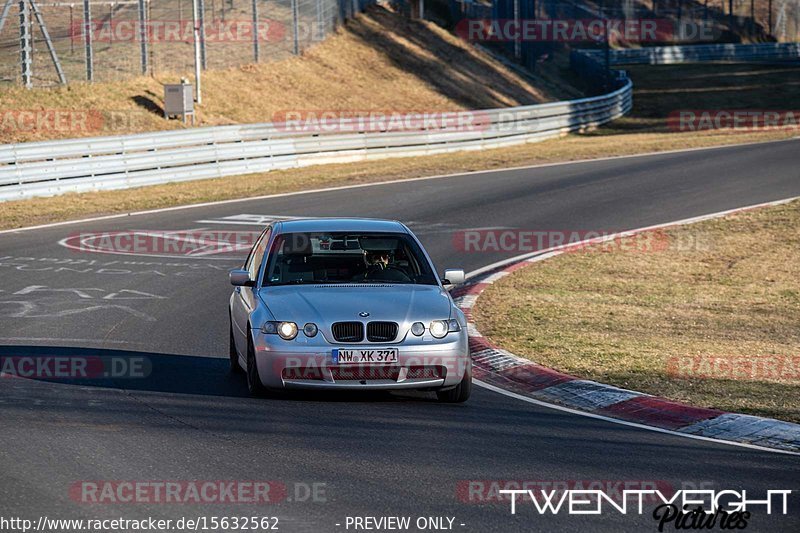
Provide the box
[429,320,448,338]
[278,322,298,340]
[262,321,298,340]
[303,323,318,338]
[429,319,461,339]
[411,322,425,336]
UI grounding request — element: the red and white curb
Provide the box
[454,197,800,453]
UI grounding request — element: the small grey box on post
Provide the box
[164,81,195,124]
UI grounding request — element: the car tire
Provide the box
[229,324,244,374]
[436,373,471,403]
[246,334,269,397]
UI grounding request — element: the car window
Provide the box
[262,232,437,286]
[245,227,271,282]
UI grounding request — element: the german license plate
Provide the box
[332,348,399,365]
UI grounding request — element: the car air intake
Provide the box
[331,321,364,343]
[367,321,398,342]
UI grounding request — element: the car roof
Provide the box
[274,218,409,234]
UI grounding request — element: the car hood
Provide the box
[259,284,453,325]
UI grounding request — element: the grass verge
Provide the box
[473,200,800,423]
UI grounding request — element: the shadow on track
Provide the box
[0,345,445,404]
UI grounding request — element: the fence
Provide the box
[449,0,800,72]
[0,75,631,201]
[3,1,797,86]
[0,0,376,87]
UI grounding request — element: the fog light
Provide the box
[303,323,318,338]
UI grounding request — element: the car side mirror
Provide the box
[442,268,465,286]
[229,268,254,287]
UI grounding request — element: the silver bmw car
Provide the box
[228,218,471,402]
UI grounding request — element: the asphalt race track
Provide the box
[1,139,799,532]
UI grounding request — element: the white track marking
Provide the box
[474,380,800,456]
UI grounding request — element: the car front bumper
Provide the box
[252,332,470,390]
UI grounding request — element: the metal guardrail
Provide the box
[0,80,632,202]
[576,42,800,66]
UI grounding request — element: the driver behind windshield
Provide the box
[359,248,410,282]
[365,250,390,270]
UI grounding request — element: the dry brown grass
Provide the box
[473,200,800,422]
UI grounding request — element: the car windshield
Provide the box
[262,231,438,286]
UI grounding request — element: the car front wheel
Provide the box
[246,334,269,397]
[436,373,471,403]
[229,324,243,374]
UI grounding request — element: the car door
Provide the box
[231,226,271,356]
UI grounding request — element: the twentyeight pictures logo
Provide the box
[495,487,792,531]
